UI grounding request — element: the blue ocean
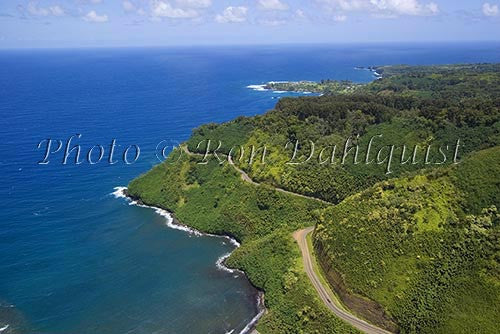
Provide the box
[1,43,500,334]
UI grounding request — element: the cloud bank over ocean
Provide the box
[1,0,499,47]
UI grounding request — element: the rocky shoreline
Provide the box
[120,187,266,334]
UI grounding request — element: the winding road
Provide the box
[294,227,392,334]
[181,145,330,205]
[181,145,392,334]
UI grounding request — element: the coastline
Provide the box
[246,66,381,95]
[354,66,383,79]
[246,83,314,94]
[111,186,266,334]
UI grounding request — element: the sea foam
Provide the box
[111,186,261,332]
[113,187,243,245]
[111,187,202,236]
[238,296,265,334]
[246,84,266,91]
[111,186,128,199]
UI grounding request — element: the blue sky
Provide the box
[0,0,499,48]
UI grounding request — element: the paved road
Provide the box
[181,145,390,333]
[181,145,331,205]
[293,227,393,334]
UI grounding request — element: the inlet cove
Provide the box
[128,64,500,334]
[2,45,499,334]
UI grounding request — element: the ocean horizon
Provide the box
[2,42,500,334]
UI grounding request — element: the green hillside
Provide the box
[129,64,499,333]
[314,147,500,333]
[186,64,500,204]
[128,153,359,334]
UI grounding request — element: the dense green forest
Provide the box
[314,147,500,333]
[187,64,499,204]
[263,80,363,94]
[129,64,499,333]
[128,153,358,334]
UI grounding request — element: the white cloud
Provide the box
[83,10,108,22]
[318,0,439,16]
[176,0,212,8]
[123,0,136,12]
[151,0,199,18]
[27,2,49,16]
[295,9,306,18]
[26,2,65,17]
[49,5,65,16]
[215,6,248,23]
[425,2,439,15]
[334,14,347,21]
[258,0,289,11]
[483,2,499,16]
[320,0,368,11]
[122,0,147,15]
